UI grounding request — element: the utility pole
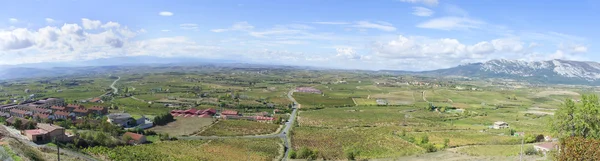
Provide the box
[55,138,60,161]
[520,132,524,161]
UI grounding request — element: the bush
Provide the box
[344,149,360,160]
[297,147,318,160]
[289,149,297,159]
[524,146,538,155]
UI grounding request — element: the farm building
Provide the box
[107,113,135,127]
[295,87,322,94]
[493,121,509,129]
[66,104,84,111]
[221,110,239,116]
[534,142,558,156]
[89,106,108,115]
[170,108,217,117]
[53,110,75,120]
[72,107,91,117]
[9,109,32,118]
[90,97,102,103]
[25,123,71,143]
[123,132,147,145]
[50,105,66,111]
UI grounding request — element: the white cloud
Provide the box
[9,18,18,23]
[211,21,254,32]
[45,18,55,23]
[81,18,102,30]
[101,22,121,29]
[353,21,396,32]
[336,47,361,60]
[159,11,173,16]
[559,43,588,54]
[412,7,434,17]
[313,21,350,25]
[417,17,484,30]
[161,30,170,32]
[180,23,199,30]
[399,0,438,6]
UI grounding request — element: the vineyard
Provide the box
[83,138,281,161]
[291,127,424,160]
[293,93,355,109]
[199,120,280,136]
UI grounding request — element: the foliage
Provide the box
[552,95,600,139]
[557,137,600,160]
[153,113,175,126]
[297,147,319,160]
[524,146,538,155]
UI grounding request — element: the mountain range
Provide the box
[2,56,600,85]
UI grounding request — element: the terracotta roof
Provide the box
[10,109,30,115]
[30,107,51,114]
[90,98,102,102]
[25,129,47,135]
[36,123,64,132]
[54,110,71,117]
[51,106,66,111]
[255,116,275,121]
[184,108,198,114]
[66,104,84,108]
[33,113,51,119]
[221,110,239,115]
[73,107,89,113]
[123,132,145,141]
[201,108,216,114]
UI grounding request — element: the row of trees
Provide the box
[153,113,175,126]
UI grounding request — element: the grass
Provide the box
[199,120,280,136]
[84,138,281,161]
[1,145,22,161]
[150,117,215,136]
[353,98,377,105]
[457,145,534,156]
[292,127,424,160]
[293,93,354,109]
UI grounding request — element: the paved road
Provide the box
[177,89,300,161]
[110,76,120,94]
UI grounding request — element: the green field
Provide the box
[293,93,355,109]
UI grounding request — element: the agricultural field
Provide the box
[83,138,282,161]
[456,144,534,156]
[199,120,280,136]
[291,127,424,160]
[293,93,355,109]
[150,117,216,136]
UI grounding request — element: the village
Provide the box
[0,96,279,146]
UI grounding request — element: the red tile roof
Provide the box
[201,108,216,115]
[255,116,275,121]
[66,104,83,109]
[123,132,145,141]
[51,106,66,111]
[73,107,89,113]
[25,129,47,135]
[33,113,51,119]
[54,110,71,117]
[221,110,239,115]
[184,108,198,114]
[90,98,102,102]
[10,109,30,115]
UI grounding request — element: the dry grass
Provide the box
[150,117,215,136]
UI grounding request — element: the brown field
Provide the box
[150,117,215,136]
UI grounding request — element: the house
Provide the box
[9,109,32,118]
[50,105,66,111]
[493,121,509,129]
[66,104,84,111]
[90,97,102,103]
[221,110,239,116]
[200,108,217,115]
[25,123,70,143]
[33,113,54,121]
[107,113,134,127]
[89,106,108,115]
[27,107,52,114]
[123,132,147,145]
[534,142,558,156]
[73,107,91,117]
[5,116,35,129]
[53,110,75,120]
[0,111,10,118]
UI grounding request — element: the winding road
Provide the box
[110,76,120,94]
[177,89,300,161]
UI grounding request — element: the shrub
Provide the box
[524,146,537,155]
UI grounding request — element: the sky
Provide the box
[0,0,598,71]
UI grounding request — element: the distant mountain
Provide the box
[383,59,600,85]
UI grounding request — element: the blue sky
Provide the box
[0,0,598,70]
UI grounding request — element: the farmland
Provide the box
[83,138,281,161]
[150,117,215,136]
[0,65,593,160]
[199,120,280,136]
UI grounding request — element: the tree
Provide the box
[552,95,600,139]
[13,119,22,130]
